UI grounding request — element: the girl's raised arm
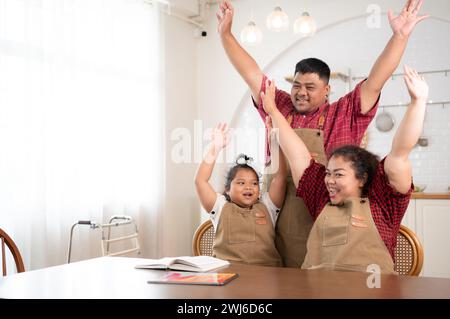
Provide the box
[194,123,232,212]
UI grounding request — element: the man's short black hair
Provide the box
[294,58,331,84]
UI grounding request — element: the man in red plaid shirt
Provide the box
[216,0,428,267]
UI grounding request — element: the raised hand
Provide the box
[211,122,232,152]
[216,1,234,35]
[388,0,429,38]
[403,65,429,101]
[261,79,277,115]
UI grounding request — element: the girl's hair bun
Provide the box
[236,153,253,165]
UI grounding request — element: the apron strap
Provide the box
[287,103,330,132]
[317,103,330,132]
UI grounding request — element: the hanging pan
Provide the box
[375,107,395,132]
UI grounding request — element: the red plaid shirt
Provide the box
[255,75,379,163]
[296,158,413,261]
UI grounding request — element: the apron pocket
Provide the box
[228,213,256,244]
[322,215,350,247]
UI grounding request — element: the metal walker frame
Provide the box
[67,215,140,263]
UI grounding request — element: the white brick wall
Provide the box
[367,99,450,193]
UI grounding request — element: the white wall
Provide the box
[170,0,199,15]
[162,14,200,256]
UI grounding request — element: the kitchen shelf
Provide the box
[352,68,450,81]
[379,100,450,109]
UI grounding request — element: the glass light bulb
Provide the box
[240,21,263,45]
[266,6,289,32]
[293,12,317,37]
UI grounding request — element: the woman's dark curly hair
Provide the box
[330,145,380,196]
[223,154,260,202]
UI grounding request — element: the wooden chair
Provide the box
[395,225,424,276]
[1,228,25,276]
[192,220,214,256]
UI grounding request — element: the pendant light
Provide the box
[240,21,263,45]
[293,12,317,37]
[240,2,262,46]
[266,6,289,32]
[239,1,317,45]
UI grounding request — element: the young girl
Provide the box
[194,123,286,267]
[261,65,428,274]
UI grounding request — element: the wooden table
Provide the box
[1,256,450,299]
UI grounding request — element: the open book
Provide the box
[135,256,230,272]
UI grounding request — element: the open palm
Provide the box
[403,65,429,101]
[211,123,231,151]
[261,79,277,115]
[216,1,233,34]
[389,0,429,37]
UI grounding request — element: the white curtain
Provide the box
[0,0,164,271]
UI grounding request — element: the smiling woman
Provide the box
[325,146,379,205]
[0,0,164,270]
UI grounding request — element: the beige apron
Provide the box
[213,201,282,267]
[302,198,396,274]
[263,111,327,268]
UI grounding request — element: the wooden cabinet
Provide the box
[402,198,450,278]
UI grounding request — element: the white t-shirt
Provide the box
[209,192,280,231]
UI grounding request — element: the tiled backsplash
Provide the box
[367,97,450,193]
